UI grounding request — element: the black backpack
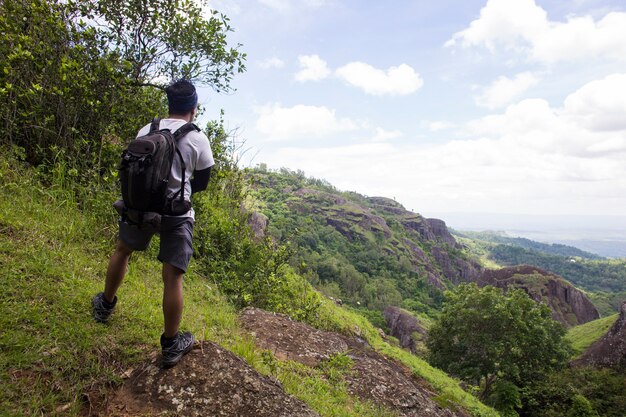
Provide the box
[119,118,200,216]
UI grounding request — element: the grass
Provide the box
[566,313,619,357]
[0,154,497,416]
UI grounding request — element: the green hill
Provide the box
[454,230,603,260]
[0,155,496,416]
[247,168,484,319]
[566,314,619,357]
[457,232,626,316]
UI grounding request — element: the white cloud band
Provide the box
[335,62,424,96]
[255,103,358,141]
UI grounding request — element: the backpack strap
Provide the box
[173,122,200,140]
[170,123,202,206]
[149,117,161,134]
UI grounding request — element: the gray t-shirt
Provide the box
[137,118,215,219]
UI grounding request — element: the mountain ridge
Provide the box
[248,168,600,327]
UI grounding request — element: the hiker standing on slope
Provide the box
[92,79,214,368]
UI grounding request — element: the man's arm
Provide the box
[190,166,212,194]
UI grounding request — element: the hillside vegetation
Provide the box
[455,230,603,260]
[566,314,620,357]
[247,168,482,320]
[0,157,495,416]
[458,232,626,316]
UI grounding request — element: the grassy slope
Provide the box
[0,157,497,417]
[565,314,619,357]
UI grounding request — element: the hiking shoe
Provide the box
[92,292,117,323]
[161,331,195,368]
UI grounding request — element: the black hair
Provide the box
[165,79,198,114]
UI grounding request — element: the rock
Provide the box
[239,308,468,417]
[248,211,268,241]
[424,219,458,248]
[477,265,599,327]
[367,196,405,209]
[574,301,626,369]
[239,307,348,367]
[384,307,428,354]
[103,341,318,417]
[430,245,483,285]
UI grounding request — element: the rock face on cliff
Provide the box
[291,187,483,288]
[239,308,468,417]
[102,341,318,417]
[574,301,626,369]
[477,265,599,327]
[384,306,428,354]
[248,211,268,241]
[365,196,483,287]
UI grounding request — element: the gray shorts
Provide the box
[118,216,194,273]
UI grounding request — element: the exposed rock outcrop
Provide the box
[424,218,459,248]
[240,308,468,417]
[248,211,268,241]
[384,306,428,354]
[103,341,318,417]
[574,301,626,369]
[477,265,599,327]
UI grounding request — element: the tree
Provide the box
[427,284,572,413]
[1,0,245,168]
[76,0,246,91]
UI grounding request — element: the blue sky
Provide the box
[200,0,626,220]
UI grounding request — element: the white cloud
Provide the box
[259,57,285,69]
[254,103,358,141]
[295,55,331,82]
[335,62,424,96]
[421,120,455,132]
[446,0,626,64]
[373,127,403,141]
[563,73,626,132]
[255,75,626,215]
[474,72,539,109]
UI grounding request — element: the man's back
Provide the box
[136,118,214,218]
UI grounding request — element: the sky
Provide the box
[199,0,626,223]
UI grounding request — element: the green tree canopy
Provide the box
[1,0,245,168]
[427,283,572,413]
[75,0,245,91]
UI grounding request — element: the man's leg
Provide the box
[158,217,195,367]
[104,240,134,303]
[93,240,134,323]
[162,263,184,338]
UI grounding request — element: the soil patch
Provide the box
[239,308,467,417]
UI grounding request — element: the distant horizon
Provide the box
[425,211,626,258]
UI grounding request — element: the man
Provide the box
[92,79,214,368]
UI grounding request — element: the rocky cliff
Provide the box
[477,265,599,327]
[384,306,428,354]
[301,191,483,288]
[574,301,626,369]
